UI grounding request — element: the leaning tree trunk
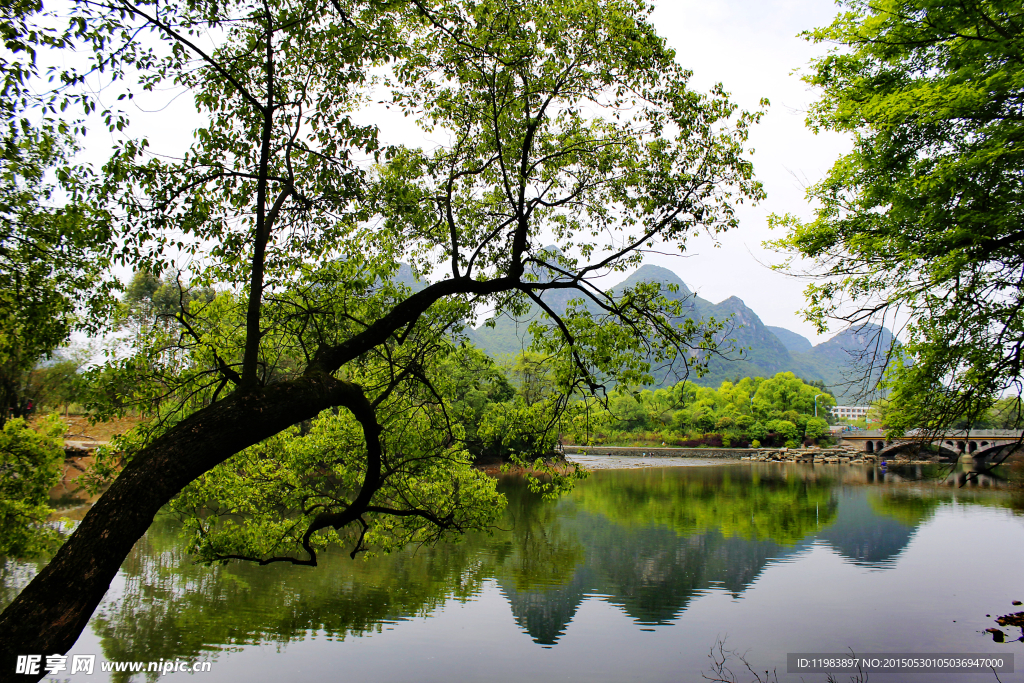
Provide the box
[0,372,357,683]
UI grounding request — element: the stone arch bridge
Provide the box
[841,429,1022,461]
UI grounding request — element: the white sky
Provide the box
[642,0,851,344]
[71,0,851,346]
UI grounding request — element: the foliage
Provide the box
[804,416,829,440]
[0,129,111,425]
[0,416,65,557]
[753,372,835,418]
[172,403,503,565]
[122,270,217,326]
[771,0,1024,434]
[478,399,558,460]
[987,397,1024,430]
[24,346,93,415]
[570,372,836,447]
[500,352,559,407]
[435,345,515,454]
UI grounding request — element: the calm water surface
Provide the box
[4,463,1024,683]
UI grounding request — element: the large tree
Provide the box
[772,0,1024,434]
[0,0,762,674]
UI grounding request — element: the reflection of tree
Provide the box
[875,485,1024,519]
[0,559,44,612]
[572,466,838,545]
[869,491,941,527]
[490,477,587,645]
[90,516,493,681]
[14,467,1020,663]
[1009,493,1024,515]
[491,478,584,591]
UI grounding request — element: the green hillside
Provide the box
[766,326,813,353]
[791,325,894,403]
[465,262,893,404]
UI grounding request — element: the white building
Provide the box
[831,405,870,421]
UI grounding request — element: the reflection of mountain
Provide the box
[583,522,803,626]
[496,518,805,644]
[492,469,831,643]
[29,468,986,666]
[816,489,916,568]
[492,471,945,644]
[499,569,592,645]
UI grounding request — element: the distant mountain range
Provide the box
[462,262,893,404]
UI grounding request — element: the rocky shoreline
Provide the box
[741,447,941,465]
[565,444,944,465]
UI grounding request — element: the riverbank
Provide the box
[563,445,748,459]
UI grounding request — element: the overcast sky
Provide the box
[641,0,851,343]
[75,0,852,345]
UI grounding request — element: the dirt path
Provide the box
[28,413,146,445]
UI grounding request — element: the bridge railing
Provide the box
[843,429,1022,440]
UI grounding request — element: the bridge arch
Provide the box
[840,430,1020,458]
[876,440,960,461]
[972,443,1014,461]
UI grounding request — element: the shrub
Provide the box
[804,416,829,440]
[0,415,66,556]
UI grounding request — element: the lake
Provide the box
[3,462,1023,682]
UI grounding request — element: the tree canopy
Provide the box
[566,372,835,449]
[771,0,1024,433]
[0,0,764,670]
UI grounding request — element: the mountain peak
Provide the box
[716,295,747,309]
[616,264,693,297]
[823,323,895,350]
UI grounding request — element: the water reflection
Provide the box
[818,490,917,568]
[2,463,1022,680]
[87,517,493,680]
